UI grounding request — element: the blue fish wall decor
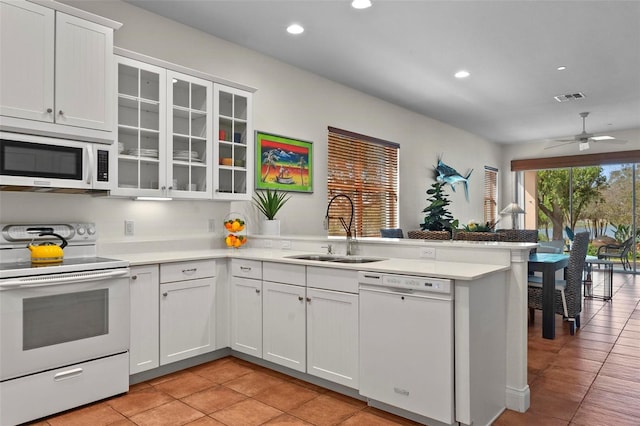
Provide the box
[434,158,473,202]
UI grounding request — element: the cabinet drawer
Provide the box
[263,262,306,286]
[0,352,128,426]
[231,259,262,279]
[160,259,216,283]
[307,266,358,293]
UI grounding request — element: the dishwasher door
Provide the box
[359,285,454,424]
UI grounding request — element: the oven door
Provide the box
[0,268,130,381]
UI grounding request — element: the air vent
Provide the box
[554,92,586,102]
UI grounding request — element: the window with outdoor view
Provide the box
[513,150,640,272]
[327,127,399,238]
[484,166,498,225]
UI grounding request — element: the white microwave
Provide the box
[0,132,112,191]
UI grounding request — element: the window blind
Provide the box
[327,127,399,237]
[484,166,498,224]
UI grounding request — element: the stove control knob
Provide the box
[77,227,86,235]
[87,226,96,235]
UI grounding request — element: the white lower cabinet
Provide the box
[231,277,262,356]
[306,266,359,389]
[306,287,359,389]
[160,260,216,365]
[129,265,159,374]
[262,280,306,372]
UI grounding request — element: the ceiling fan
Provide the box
[546,112,626,151]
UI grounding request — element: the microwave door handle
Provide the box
[86,145,94,185]
[0,269,129,289]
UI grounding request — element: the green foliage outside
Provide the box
[537,167,606,241]
[536,164,640,266]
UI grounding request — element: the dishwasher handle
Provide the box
[359,284,453,301]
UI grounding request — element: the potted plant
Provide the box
[252,188,291,235]
[419,181,458,238]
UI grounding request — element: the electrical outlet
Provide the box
[419,247,436,259]
[281,240,291,249]
[263,239,273,248]
[208,219,216,232]
[124,220,134,236]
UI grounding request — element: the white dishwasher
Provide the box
[358,271,454,425]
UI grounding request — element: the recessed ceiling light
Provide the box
[286,23,304,35]
[454,70,470,79]
[557,66,567,71]
[352,0,372,9]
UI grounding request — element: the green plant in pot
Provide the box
[252,189,291,235]
[420,181,458,233]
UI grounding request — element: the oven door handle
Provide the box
[0,269,130,289]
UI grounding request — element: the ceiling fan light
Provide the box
[351,0,372,9]
[592,135,614,141]
[579,141,590,151]
[286,23,304,34]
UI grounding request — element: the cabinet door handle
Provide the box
[163,292,168,297]
[240,266,252,271]
[182,268,197,274]
[298,296,304,301]
[306,297,311,303]
[58,110,64,115]
[46,108,53,113]
[256,289,261,294]
[131,275,138,280]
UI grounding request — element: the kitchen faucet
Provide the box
[324,194,356,256]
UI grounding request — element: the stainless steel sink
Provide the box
[330,257,386,263]
[286,254,340,261]
[285,254,386,263]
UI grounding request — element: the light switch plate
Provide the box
[124,220,134,236]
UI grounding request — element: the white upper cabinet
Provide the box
[0,0,118,142]
[114,56,166,197]
[213,86,253,200]
[167,71,213,199]
[114,56,213,199]
[55,13,114,131]
[0,1,54,123]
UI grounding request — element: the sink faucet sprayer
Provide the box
[324,194,356,256]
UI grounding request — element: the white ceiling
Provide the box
[126,0,640,145]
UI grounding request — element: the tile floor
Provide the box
[29,271,639,426]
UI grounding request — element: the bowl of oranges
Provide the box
[223,214,247,248]
[225,233,247,248]
[224,218,245,233]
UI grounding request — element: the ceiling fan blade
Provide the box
[545,141,574,150]
[593,138,627,145]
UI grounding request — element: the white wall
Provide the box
[0,0,503,240]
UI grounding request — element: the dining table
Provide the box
[528,252,570,339]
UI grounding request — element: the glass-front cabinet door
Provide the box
[114,56,213,199]
[167,71,212,199]
[213,85,253,200]
[114,56,166,197]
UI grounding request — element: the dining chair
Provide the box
[597,236,633,270]
[380,228,404,238]
[528,231,589,335]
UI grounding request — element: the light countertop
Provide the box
[111,248,509,281]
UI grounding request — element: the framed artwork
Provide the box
[255,131,313,193]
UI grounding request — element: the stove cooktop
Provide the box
[0,256,129,279]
